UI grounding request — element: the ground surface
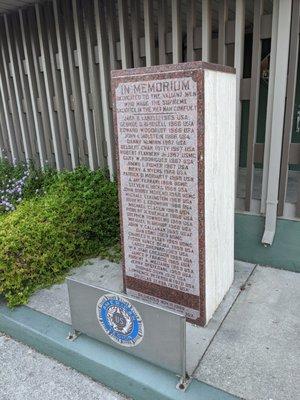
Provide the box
[195,266,300,400]
[0,333,128,400]
[27,258,254,376]
[1,261,299,400]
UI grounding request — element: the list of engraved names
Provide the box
[116,77,200,296]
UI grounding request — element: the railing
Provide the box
[0,0,299,235]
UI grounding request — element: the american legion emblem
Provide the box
[96,294,144,347]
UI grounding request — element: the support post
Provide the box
[144,0,155,66]
[72,0,98,170]
[245,0,263,211]
[53,0,79,169]
[262,0,292,246]
[260,0,279,214]
[172,0,182,63]
[234,0,245,198]
[118,0,132,69]
[94,0,116,180]
[35,3,64,170]
[186,0,196,62]
[131,0,141,68]
[17,10,46,168]
[202,0,211,62]
[218,0,228,65]
[278,0,300,216]
[158,0,167,65]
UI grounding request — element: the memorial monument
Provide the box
[112,61,236,326]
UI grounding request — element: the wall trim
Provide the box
[235,212,300,272]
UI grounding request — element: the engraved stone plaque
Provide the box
[112,62,236,326]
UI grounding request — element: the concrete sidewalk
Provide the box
[0,332,128,400]
[1,260,299,400]
[195,266,300,400]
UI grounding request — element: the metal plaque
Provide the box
[67,276,186,376]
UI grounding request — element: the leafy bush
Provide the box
[0,166,120,307]
[22,164,58,200]
[0,157,26,185]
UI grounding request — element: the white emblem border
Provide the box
[96,294,144,348]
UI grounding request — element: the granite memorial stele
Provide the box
[112,61,236,326]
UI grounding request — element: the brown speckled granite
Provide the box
[111,60,235,78]
[111,61,229,326]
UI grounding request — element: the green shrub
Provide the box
[0,166,120,307]
[22,164,58,200]
[0,157,26,184]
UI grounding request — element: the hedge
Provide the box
[0,165,120,307]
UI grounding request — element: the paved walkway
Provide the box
[1,261,299,400]
[0,333,128,400]
[195,266,300,400]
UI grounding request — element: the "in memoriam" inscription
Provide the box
[120,80,191,95]
[116,76,200,315]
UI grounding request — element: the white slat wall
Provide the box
[0,0,297,228]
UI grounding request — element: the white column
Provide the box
[262,0,292,246]
[234,0,245,198]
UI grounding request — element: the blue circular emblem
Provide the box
[96,294,144,347]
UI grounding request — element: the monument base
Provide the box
[67,263,187,386]
[66,261,247,380]
[0,258,253,399]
